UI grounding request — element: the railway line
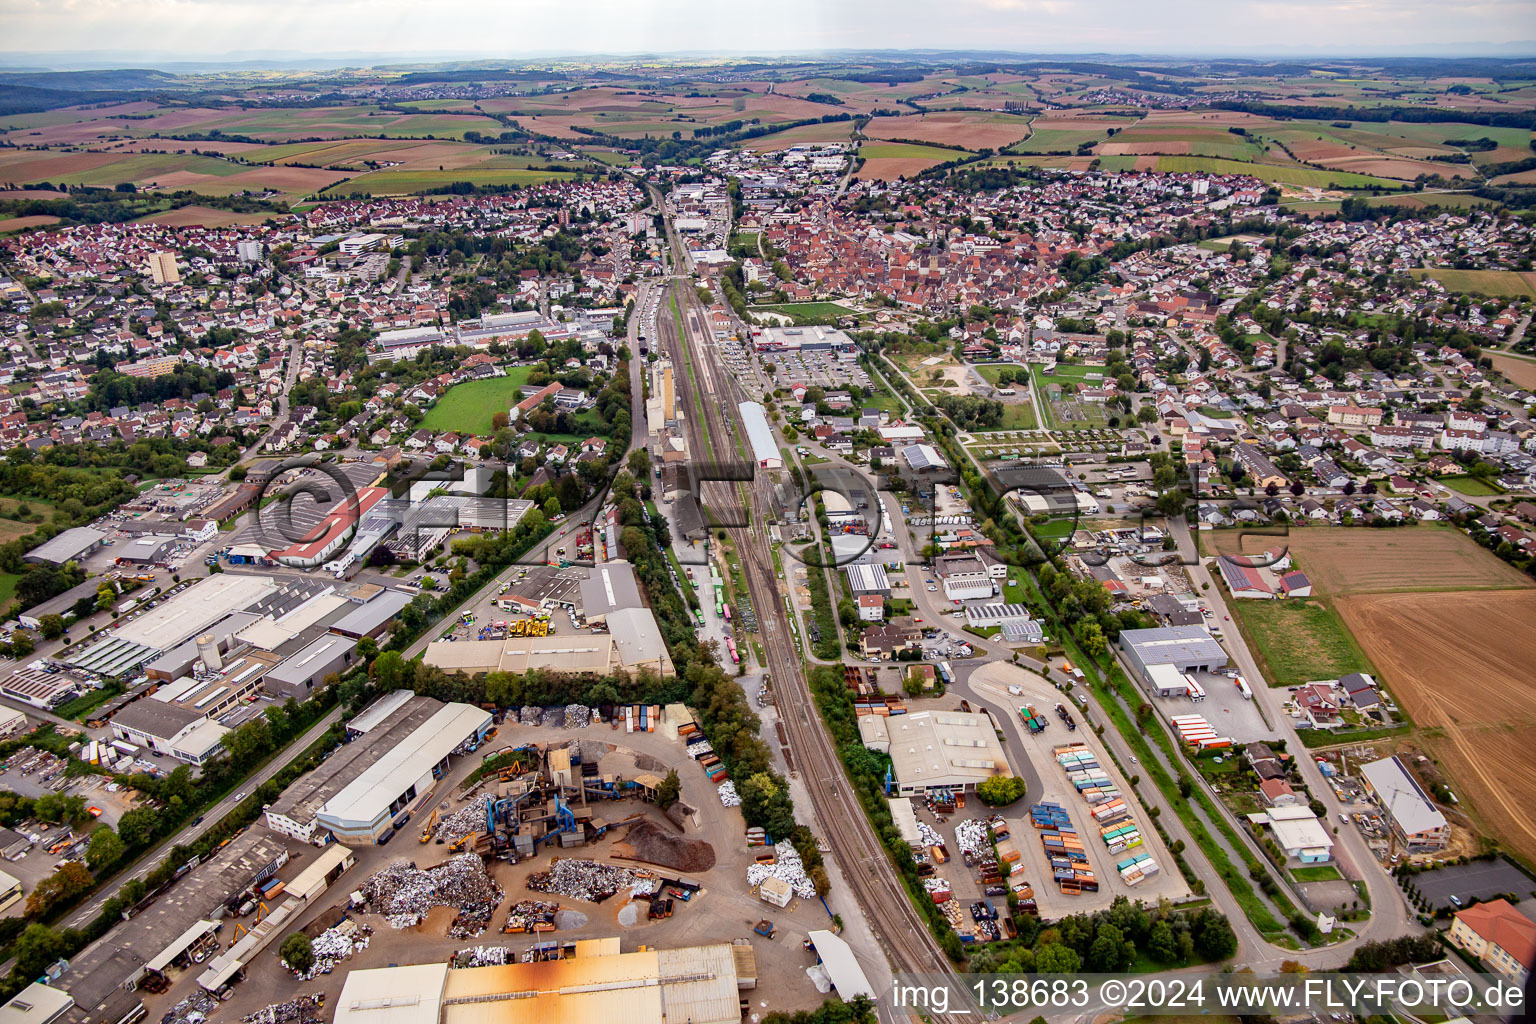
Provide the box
[652,208,965,1012]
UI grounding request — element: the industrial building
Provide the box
[315,702,493,844]
[265,692,446,844]
[270,487,389,567]
[262,634,357,699]
[860,710,1010,797]
[739,401,782,469]
[329,588,414,639]
[112,535,177,567]
[1118,625,1228,683]
[1360,755,1450,851]
[333,937,754,1024]
[933,553,994,602]
[421,631,667,677]
[1245,807,1334,862]
[577,562,644,624]
[23,527,106,567]
[0,984,74,1024]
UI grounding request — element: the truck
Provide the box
[1018,705,1047,733]
[1054,703,1077,730]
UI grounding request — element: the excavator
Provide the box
[418,808,438,844]
[448,831,477,853]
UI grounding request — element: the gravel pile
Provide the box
[519,706,542,725]
[746,841,815,899]
[239,996,323,1024]
[955,818,991,859]
[360,854,504,931]
[717,781,740,806]
[526,858,637,903]
[563,704,592,728]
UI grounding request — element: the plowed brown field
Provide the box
[1336,589,1536,863]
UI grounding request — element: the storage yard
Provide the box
[129,707,839,1024]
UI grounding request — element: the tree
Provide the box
[1034,941,1081,973]
[96,585,117,613]
[976,775,1027,806]
[86,826,124,870]
[1137,405,1158,424]
[372,650,411,689]
[1147,920,1178,963]
[543,497,562,519]
[26,862,92,917]
[491,411,509,431]
[655,769,681,809]
[34,793,87,827]
[37,614,65,640]
[117,807,158,846]
[1088,922,1134,972]
[1155,489,1187,517]
[13,924,64,978]
[280,932,314,974]
[1195,911,1238,960]
[1078,620,1107,659]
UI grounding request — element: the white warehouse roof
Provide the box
[115,574,278,650]
[738,401,781,468]
[317,703,490,832]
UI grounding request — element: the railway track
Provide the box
[654,265,965,1012]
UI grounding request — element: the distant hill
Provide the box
[0,68,183,91]
[0,83,140,117]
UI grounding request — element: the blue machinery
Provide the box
[484,787,578,849]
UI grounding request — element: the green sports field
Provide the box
[418,370,534,434]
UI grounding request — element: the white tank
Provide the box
[197,634,222,673]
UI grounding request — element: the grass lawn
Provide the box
[991,404,1037,430]
[418,369,534,434]
[1438,474,1503,496]
[0,572,18,617]
[1227,597,1374,687]
[748,301,856,319]
[1292,864,1343,882]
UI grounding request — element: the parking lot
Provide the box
[1408,857,1536,910]
[759,349,871,392]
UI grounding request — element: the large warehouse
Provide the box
[1118,625,1228,683]
[859,710,1010,797]
[265,692,445,844]
[315,701,493,844]
[23,527,106,567]
[739,401,782,469]
[333,937,753,1024]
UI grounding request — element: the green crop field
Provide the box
[1008,127,1109,153]
[1408,268,1536,298]
[1153,156,1404,189]
[1226,597,1374,687]
[418,370,534,434]
[323,168,580,196]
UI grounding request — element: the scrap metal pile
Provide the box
[434,804,484,845]
[293,920,371,980]
[955,818,991,860]
[525,858,637,903]
[452,945,513,968]
[239,996,324,1024]
[518,706,542,725]
[359,855,503,933]
[717,781,740,806]
[923,877,952,897]
[501,898,560,933]
[563,704,593,728]
[917,822,943,848]
[745,841,816,899]
[161,991,220,1024]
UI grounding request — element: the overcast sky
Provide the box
[3,0,1532,60]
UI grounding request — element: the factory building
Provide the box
[860,710,1010,797]
[333,937,754,1024]
[329,588,414,640]
[262,634,357,700]
[265,692,445,844]
[750,325,855,353]
[1360,755,1450,851]
[23,527,106,567]
[315,702,493,844]
[1118,625,1228,683]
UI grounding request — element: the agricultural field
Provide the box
[1408,268,1536,299]
[1150,156,1403,190]
[418,371,533,435]
[0,147,353,198]
[863,111,1034,151]
[134,205,290,227]
[322,167,579,196]
[1008,117,1125,154]
[739,120,857,151]
[747,302,857,319]
[1487,352,1536,391]
[1436,475,1503,496]
[854,143,960,180]
[1335,589,1536,865]
[0,215,61,233]
[1209,526,1534,596]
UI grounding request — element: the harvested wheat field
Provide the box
[135,205,287,227]
[1209,526,1532,595]
[865,112,1033,151]
[1336,589,1536,863]
[1488,352,1536,390]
